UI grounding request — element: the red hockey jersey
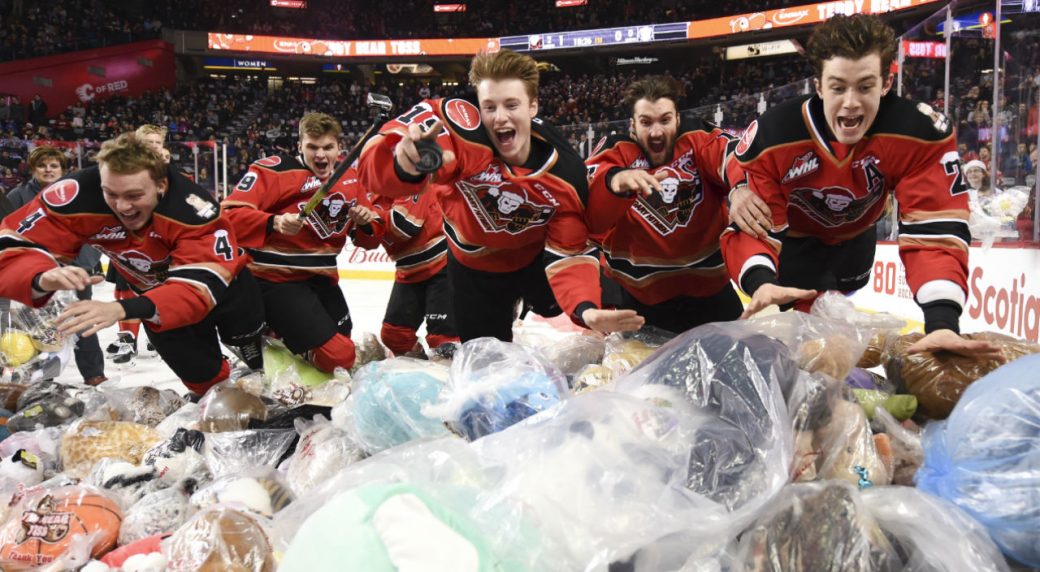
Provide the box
[366,186,448,284]
[586,117,738,305]
[222,154,376,283]
[357,97,600,320]
[721,93,970,318]
[0,167,246,331]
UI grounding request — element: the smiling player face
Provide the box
[815,53,893,145]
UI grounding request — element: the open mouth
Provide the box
[837,115,863,131]
[495,128,516,148]
[119,212,141,227]
[313,160,329,173]
[648,139,667,154]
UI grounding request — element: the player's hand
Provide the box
[610,169,669,198]
[273,213,305,235]
[740,283,818,319]
[906,329,1007,361]
[56,300,126,337]
[348,205,375,226]
[35,267,104,292]
[581,308,645,333]
[729,185,772,238]
[394,119,455,177]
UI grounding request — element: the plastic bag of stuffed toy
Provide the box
[860,486,1009,572]
[884,331,1040,419]
[163,505,276,572]
[614,321,795,512]
[119,487,194,546]
[279,481,554,572]
[190,469,293,519]
[469,390,775,569]
[197,382,270,433]
[601,327,673,378]
[916,353,1040,567]
[1,294,77,384]
[0,485,123,568]
[283,414,365,495]
[333,358,450,453]
[59,419,164,479]
[745,292,902,384]
[871,408,923,487]
[785,371,890,487]
[202,429,296,479]
[96,387,185,428]
[513,327,605,378]
[731,481,901,572]
[424,338,569,441]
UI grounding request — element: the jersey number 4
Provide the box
[213,232,234,261]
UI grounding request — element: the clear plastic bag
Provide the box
[190,470,294,517]
[1,294,77,384]
[884,331,1040,419]
[335,358,450,454]
[197,383,269,433]
[59,420,164,479]
[0,485,123,568]
[615,321,795,512]
[601,328,671,378]
[916,353,1040,567]
[119,487,194,546]
[262,339,334,389]
[141,427,209,486]
[85,459,163,510]
[514,328,606,378]
[154,402,200,437]
[861,486,1010,572]
[163,505,276,572]
[731,481,900,572]
[284,415,365,496]
[426,338,569,441]
[202,429,296,479]
[98,387,185,427]
[872,408,923,487]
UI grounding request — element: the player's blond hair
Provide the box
[298,112,342,141]
[95,133,167,183]
[807,14,897,79]
[28,146,67,173]
[135,123,168,139]
[469,50,549,100]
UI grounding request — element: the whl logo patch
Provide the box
[782,151,819,184]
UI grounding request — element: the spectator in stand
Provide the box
[28,95,47,126]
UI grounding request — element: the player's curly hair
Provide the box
[28,146,67,173]
[623,75,686,116]
[469,49,549,100]
[806,14,897,78]
[298,112,341,141]
[95,132,167,183]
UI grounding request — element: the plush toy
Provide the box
[856,332,888,369]
[0,486,123,567]
[0,449,45,487]
[286,420,365,496]
[446,371,563,441]
[190,476,287,517]
[7,396,85,433]
[121,387,186,427]
[572,364,613,394]
[87,460,163,509]
[797,335,859,381]
[0,385,27,412]
[850,389,917,421]
[814,399,890,487]
[142,428,209,485]
[101,534,167,568]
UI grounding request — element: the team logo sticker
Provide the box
[789,186,882,228]
[41,180,79,208]
[782,151,820,184]
[735,120,758,156]
[445,99,481,131]
[303,192,357,239]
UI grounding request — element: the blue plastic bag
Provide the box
[917,353,1040,567]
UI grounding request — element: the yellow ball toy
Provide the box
[1,331,38,367]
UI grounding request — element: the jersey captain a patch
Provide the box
[456,179,555,234]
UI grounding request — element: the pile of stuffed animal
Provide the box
[0,293,1038,571]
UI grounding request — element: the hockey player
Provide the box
[586,75,742,333]
[106,123,169,363]
[723,14,1000,358]
[358,49,643,341]
[0,133,265,395]
[222,113,377,372]
[359,185,459,356]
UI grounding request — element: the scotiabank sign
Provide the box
[0,41,175,118]
[850,243,1040,342]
